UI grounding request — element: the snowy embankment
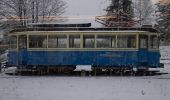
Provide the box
[159,46,170,74]
[160,46,170,63]
[0,50,8,62]
[0,46,170,100]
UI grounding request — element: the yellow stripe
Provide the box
[27,48,138,51]
[10,31,157,35]
[148,49,159,51]
[9,31,159,38]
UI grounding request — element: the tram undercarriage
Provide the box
[13,65,162,76]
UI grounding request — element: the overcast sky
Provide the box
[63,0,159,27]
[62,0,109,26]
[64,0,109,16]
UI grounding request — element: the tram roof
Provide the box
[9,23,159,33]
[9,27,159,33]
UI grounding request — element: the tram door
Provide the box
[18,35,27,66]
[138,35,148,66]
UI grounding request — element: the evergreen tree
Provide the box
[106,0,134,27]
[156,2,170,36]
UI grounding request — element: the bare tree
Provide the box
[133,0,154,25]
[33,0,66,23]
[0,0,66,26]
[0,0,29,25]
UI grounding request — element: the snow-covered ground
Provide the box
[0,47,170,100]
[0,75,170,100]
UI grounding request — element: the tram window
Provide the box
[83,35,95,48]
[19,35,27,49]
[48,35,67,48]
[9,36,17,49]
[150,35,158,49]
[29,35,47,48]
[97,35,116,48]
[117,35,136,48]
[140,35,148,49]
[69,35,80,48]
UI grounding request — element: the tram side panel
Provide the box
[148,51,161,68]
[8,51,18,66]
[25,50,138,68]
[8,50,161,69]
[137,50,161,68]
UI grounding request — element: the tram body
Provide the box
[7,27,162,72]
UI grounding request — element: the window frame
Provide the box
[83,34,95,48]
[18,35,27,49]
[48,34,68,48]
[149,35,159,50]
[117,34,137,49]
[139,35,148,49]
[28,34,48,49]
[96,34,116,48]
[69,34,81,48]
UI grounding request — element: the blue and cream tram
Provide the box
[7,24,163,73]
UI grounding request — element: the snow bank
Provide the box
[160,46,170,64]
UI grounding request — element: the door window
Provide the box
[9,36,17,49]
[150,35,158,49]
[139,35,148,49]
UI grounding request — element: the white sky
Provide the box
[62,0,109,26]
[63,0,109,17]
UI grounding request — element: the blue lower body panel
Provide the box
[26,51,138,67]
[148,51,161,68]
[8,50,161,68]
[8,51,18,66]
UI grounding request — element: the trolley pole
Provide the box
[0,62,1,73]
[139,0,142,26]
